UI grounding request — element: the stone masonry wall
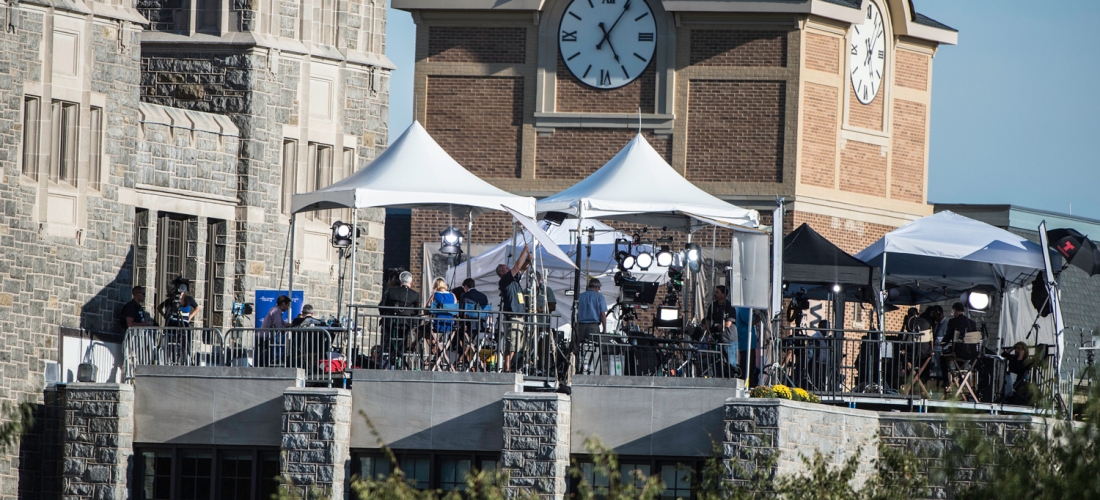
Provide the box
[0,6,143,498]
[58,384,135,500]
[724,399,879,488]
[282,388,352,500]
[140,49,389,312]
[502,392,570,500]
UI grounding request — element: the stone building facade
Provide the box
[0,0,391,495]
[391,0,956,293]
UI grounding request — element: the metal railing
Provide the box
[123,326,342,385]
[580,333,737,378]
[775,327,924,400]
[346,305,560,380]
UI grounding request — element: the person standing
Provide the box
[120,286,156,331]
[257,295,292,367]
[573,278,608,378]
[159,286,200,327]
[496,244,531,372]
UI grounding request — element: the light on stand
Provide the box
[832,284,842,293]
[620,253,636,271]
[636,252,654,271]
[685,243,702,273]
[655,245,674,267]
[439,227,464,255]
[961,289,990,312]
[331,221,356,248]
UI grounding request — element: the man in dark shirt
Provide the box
[459,278,489,309]
[120,286,155,331]
[705,286,738,376]
[378,271,421,361]
[945,302,978,344]
[496,244,530,371]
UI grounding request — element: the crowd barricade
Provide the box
[580,333,736,378]
[346,305,556,375]
[223,327,339,383]
[776,327,922,400]
[123,327,227,380]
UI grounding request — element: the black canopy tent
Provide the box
[783,223,876,289]
[781,223,878,330]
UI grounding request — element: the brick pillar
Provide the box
[501,392,570,500]
[282,388,352,499]
[58,383,134,500]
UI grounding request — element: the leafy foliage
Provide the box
[0,401,35,453]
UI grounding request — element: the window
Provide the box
[22,96,40,180]
[354,452,499,491]
[141,450,173,500]
[196,0,220,33]
[660,463,693,500]
[218,452,252,500]
[205,219,228,327]
[179,450,213,499]
[280,139,297,215]
[314,0,335,45]
[306,142,333,222]
[88,106,103,190]
[439,459,471,491]
[571,457,701,500]
[136,446,279,500]
[49,100,79,185]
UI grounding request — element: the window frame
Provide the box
[21,96,41,180]
[88,106,104,190]
[49,99,80,186]
[134,445,280,500]
[351,450,501,491]
[568,455,704,500]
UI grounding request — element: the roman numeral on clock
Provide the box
[561,30,577,42]
[851,44,858,55]
[599,69,611,86]
[638,32,653,42]
[603,0,615,3]
[878,50,884,59]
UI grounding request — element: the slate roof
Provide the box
[822,0,861,8]
[909,0,957,32]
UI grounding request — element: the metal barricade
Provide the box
[583,333,736,378]
[223,328,339,384]
[123,327,226,381]
[776,327,922,399]
[346,304,555,375]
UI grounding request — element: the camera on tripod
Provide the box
[162,276,191,327]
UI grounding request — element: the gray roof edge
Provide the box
[934,203,1100,237]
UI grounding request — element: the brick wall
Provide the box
[427,26,527,64]
[536,128,671,180]
[408,210,517,288]
[686,80,786,183]
[894,50,929,91]
[800,83,838,188]
[889,100,927,203]
[847,85,884,131]
[555,54,656,114]
[689,30,788,67]
[790,211,892,257]
[804,32,839,74]
[839,141,886,197]
[426,76,524,179]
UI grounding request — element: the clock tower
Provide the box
[394,0,956,286]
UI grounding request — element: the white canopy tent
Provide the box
[287,121,537,310]
[447,219,668,335]
[854,211,1062,356]
[536,134,759,231]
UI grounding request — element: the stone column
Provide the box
[501,392,570,500]
[723,398,780,486]
[58,383,134,500]
[282,387,352,500]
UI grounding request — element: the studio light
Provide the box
[832,284,842,293]
[331,221,355,248]
[685,243,702,272]
[621,254,637,271]
[439,226,464,255]
[655,245,674,267]
[961,289,990,311]
[636,252,654,271]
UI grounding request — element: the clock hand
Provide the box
[598,22,621,62]
[596,0,632,50]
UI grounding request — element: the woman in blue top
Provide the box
[426,278,459,369]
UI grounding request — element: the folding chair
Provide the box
[902,328,934,399]
[945,331,981,401]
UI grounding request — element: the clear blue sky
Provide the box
[385,0,1100,220]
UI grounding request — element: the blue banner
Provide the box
[254,290,305,329]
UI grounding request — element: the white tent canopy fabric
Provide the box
[855,211,1051,290]
[290,121,536,218]
[535,134,759,231]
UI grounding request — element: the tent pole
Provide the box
[288,213,296,298]
[466,211,473,279]
[878,252,887,394]
[349,209,359,315]
[571,210,584,330]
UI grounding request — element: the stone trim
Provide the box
[58,383,135,500]
[282,388,352,500]
[502,392,570,500]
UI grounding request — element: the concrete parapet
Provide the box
[502,392,570,500]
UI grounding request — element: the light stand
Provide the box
[331,221,359,325]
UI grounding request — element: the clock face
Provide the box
[558,0,657,90]
[849,1,886,105]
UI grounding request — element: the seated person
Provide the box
[1002,342,1033,404]
[292,304,326,327]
